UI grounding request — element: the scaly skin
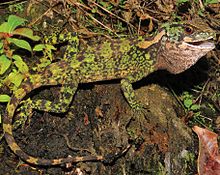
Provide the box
[3,21,215,166]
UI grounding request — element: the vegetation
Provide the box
[0,15,40,102]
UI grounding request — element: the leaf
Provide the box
[184,99,192,108]
[7,15,26,33]
[205,0,218,4]
[176,0,189,5]
[0,41,3,49]
[0,22,12,33]
[45,44,56,51]
[7,38,32,52]
[193,126,220,175]
[0,55,12,75]
[6,70,24,87]
[191,104,200,111]
[12,55,29,74]
[33,44,56,52]
[33,44,46,51]
[0,15,26,33]
[0,41,4,54]
[0,94,10,102]
[13,28,40,41]
[138,30,165,49]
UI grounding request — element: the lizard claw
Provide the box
[131,101,150,116]
[130,102,152,130]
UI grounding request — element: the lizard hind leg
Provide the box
[13,98,33,129]
[13,81,78,129]
[31,81,78,113]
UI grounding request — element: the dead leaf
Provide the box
[95,106,103,118]
[83,112,90,125]
[122,11,133,23]
[137,30,165,49]
[193,126,220,175]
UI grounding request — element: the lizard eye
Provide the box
[184,26,194,35]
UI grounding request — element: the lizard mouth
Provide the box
[185,40,215,49]
[185,41,215,50]
[184,36,215,50]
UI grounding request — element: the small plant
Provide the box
[8,2,25,13]
[182,92,200,112]
[0,15,40,102]
[181,91,208,126]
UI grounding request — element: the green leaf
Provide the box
[13,28,40,41]
[191,104,200,111]
[184,99,193,108]
[0,41,3,49]
[0,22,11,33]
[33,44,56,52]
[194,111,201,117]
[12,55,29,74]
[205,0,218,4]
[7,15,26,33]
[0,55,12,75]
[0,94,10,102]
[0,15,26,33]
[7,70,24,87]
[45,44,56,51]
[33,44,46,51]
[0,41,3,54]
[176,0,189,5]
[7,38,32,52]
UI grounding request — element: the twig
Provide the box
[88,1,135,29]
[195,78,210,104]
[198,0,205,11]
[0,0,27,6]
[72,2,118,36]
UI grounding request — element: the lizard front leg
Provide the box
[121,72,149,113]
[121,72,151,138]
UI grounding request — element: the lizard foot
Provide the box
[131,101,150,117]
[130,102,152,130]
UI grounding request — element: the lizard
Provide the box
[3,19,216,166]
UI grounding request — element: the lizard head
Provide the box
[156,20,215,74]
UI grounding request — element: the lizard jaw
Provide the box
[183,35,215,51]
[184,40,215,50]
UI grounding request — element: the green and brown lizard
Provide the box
[3,20,215,166]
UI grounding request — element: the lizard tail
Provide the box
[3,77,103,166]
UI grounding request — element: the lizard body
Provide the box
[3,21,215,166]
